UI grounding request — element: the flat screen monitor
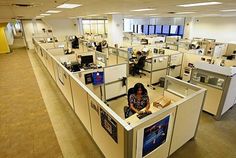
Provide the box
[155,25,162,34]
[92,72,104,85]
[81,55,94,66]
[162,25,170,35]
[143,25,148,35]
[170,25,178,35]
[149,25,155,35]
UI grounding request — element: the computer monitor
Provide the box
[128,48,133,59]
[81,55,94,66]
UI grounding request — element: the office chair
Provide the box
[132,56,147,78]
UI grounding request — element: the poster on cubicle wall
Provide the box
[100,108,118,143]
[136,115,170,158]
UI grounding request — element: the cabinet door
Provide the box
[196,83,222,115]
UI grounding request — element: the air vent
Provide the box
[168,12,176,14]
[12,3,34,7]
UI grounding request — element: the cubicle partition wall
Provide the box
[145,50,183,87]
[33,38,206,158]
[95,51,108,67]
[168,52,183,78]
[146,55,169,86]
[127,76,206,158]
[104,64,128,101]
[107,46,129,66]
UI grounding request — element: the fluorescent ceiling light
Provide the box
[178,2,222,7]
[175,12,195,14]
[87,14,99,16]
[57,3,82,9]
[131,8,156,12]
[104,12,120,14]
[35,16,44,19]
[40,14,50,16]
[145,14,159,16]
[220,9,236,12]
[46,10,61,13]
[201,14,220,17]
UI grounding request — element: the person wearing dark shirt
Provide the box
[95,42,102,52]
[129,83,150,114]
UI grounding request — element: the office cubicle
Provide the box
[33,38,206,158]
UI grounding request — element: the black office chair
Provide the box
[132,56,147,78]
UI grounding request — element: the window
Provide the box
[82,19,107,35]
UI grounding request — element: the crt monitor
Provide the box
[81,55,94,66]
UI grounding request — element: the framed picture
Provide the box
[136,115,170,158]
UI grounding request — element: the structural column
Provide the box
[0,23,10,54]
[107,14,124,47]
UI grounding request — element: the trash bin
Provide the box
[159,77,165,88]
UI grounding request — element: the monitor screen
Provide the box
[162,25,170,34]
[155,25,162,34]
[92,72,104,85]
[81,55,94,65]
[143,25,148,35]
[170,25,178,34]
[149,25,155,35]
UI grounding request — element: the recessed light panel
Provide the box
[131,8,156,12]
[178,2,222,7]
[46,10,61,13]
[57,4,82,9]
[40,14,50,16]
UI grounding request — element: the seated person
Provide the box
[72,36,79,49]
[131,51,146,76]
[129,83,150,114]
[136,51,142,61]
[94,42,102,52]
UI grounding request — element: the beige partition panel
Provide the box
[70,77,92,134]
[151,69,167,84]
[169,92,205,154]
[168,66,181,78]
[196,83,222,115]
[132,108,177,158]
[88,95,126,158]
[55,63,74,107]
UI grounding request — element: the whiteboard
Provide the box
[104,64,127,83]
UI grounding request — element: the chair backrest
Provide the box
[137,56,146,68]
[127,88,134,107]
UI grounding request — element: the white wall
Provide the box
[4,23,14,45]
[43,18,78,41]
[189,17,236,43]
[22,19,48,49]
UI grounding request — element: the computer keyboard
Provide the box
[137,111,152,119]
